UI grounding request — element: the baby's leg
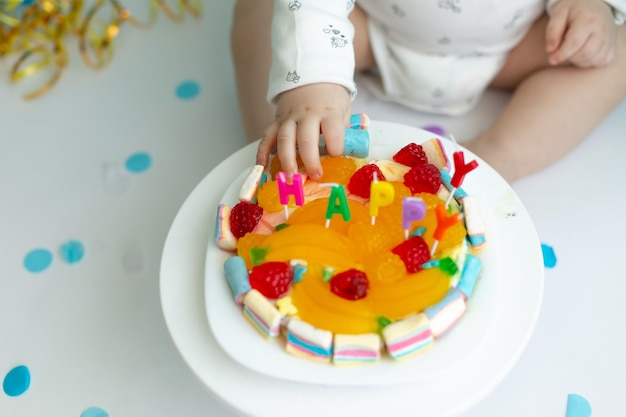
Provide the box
[463,15,626,183]
[231,1,374,142]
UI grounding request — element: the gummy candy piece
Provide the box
[439,257,459,276]
[249,246,270,266]
[377,316,392,330]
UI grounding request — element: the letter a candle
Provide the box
[322,184,351,228]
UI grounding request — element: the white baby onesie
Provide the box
[268,0,626,115]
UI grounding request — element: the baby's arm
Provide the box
[546,0,623,67]
[256,0,357,180]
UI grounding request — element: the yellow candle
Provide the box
[369,180,395,218]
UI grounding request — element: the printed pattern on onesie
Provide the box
[355,0,545,114]
[267,0,357,104]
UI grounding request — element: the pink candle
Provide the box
[276,172,304,206]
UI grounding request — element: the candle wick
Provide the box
[444,188,456,208]
[448,134,460,152]
[430,239,439,256]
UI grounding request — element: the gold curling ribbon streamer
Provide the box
[0,0,202,100]
[10,41,65,99]
[77,0,124,69]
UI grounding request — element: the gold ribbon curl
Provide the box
[0,0,202,100]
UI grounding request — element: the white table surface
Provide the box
[1,1,625,416]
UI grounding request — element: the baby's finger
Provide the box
[296,118,323,180]
[550,24,592,65]
[572,32,605,67]
[320,115,346,157]
[256,122,278,167]
[545,6,569,56]
[276,119,298,177]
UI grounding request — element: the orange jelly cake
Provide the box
[215,131,485,365]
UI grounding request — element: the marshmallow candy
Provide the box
[285,318,333,363]
[461,196,486,248]
[421,137,450,170]
[439,169,468,201]
[333,333,381,365]
[423,288,466,338]
[342,128,370,158]
[214,204,237,251]
[349,113,370,130]
[382,313,434,360]
[457,254,483,299]
[223,256,251,305]
[242,289,282,339]
[238,164,265,203]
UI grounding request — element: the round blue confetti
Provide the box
[175,80,200,100]
[541,243,557,268]
[125,152,152,173]
[23,248,53,273]
[80,407,109,417]
[3,365,31,397]
[60,240,85,264]
[566,393,592,417]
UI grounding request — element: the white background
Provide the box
[1,1,625,416]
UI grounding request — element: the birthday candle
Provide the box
[445,150,479,208]
[431,204,461,255]
[276,171,304,219]
[450,151,478,189]
[324,184,351,227]
[369,180,395,224]
[276,172,304,205]
[402,197,426,239]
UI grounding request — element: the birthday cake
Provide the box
[215,115,485,365]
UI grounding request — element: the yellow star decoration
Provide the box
[276,296,298,316]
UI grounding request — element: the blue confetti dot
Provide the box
[3,365,31,397]
[60,240,85,264]
[125,152,152,173]
[80,407,109,417]
[541,243,557,268]
[175,80,200,100]
[23,248,53,273]
[566,393,592,417]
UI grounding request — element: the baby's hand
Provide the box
[546,0,617,67]
[256,83,351,180]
